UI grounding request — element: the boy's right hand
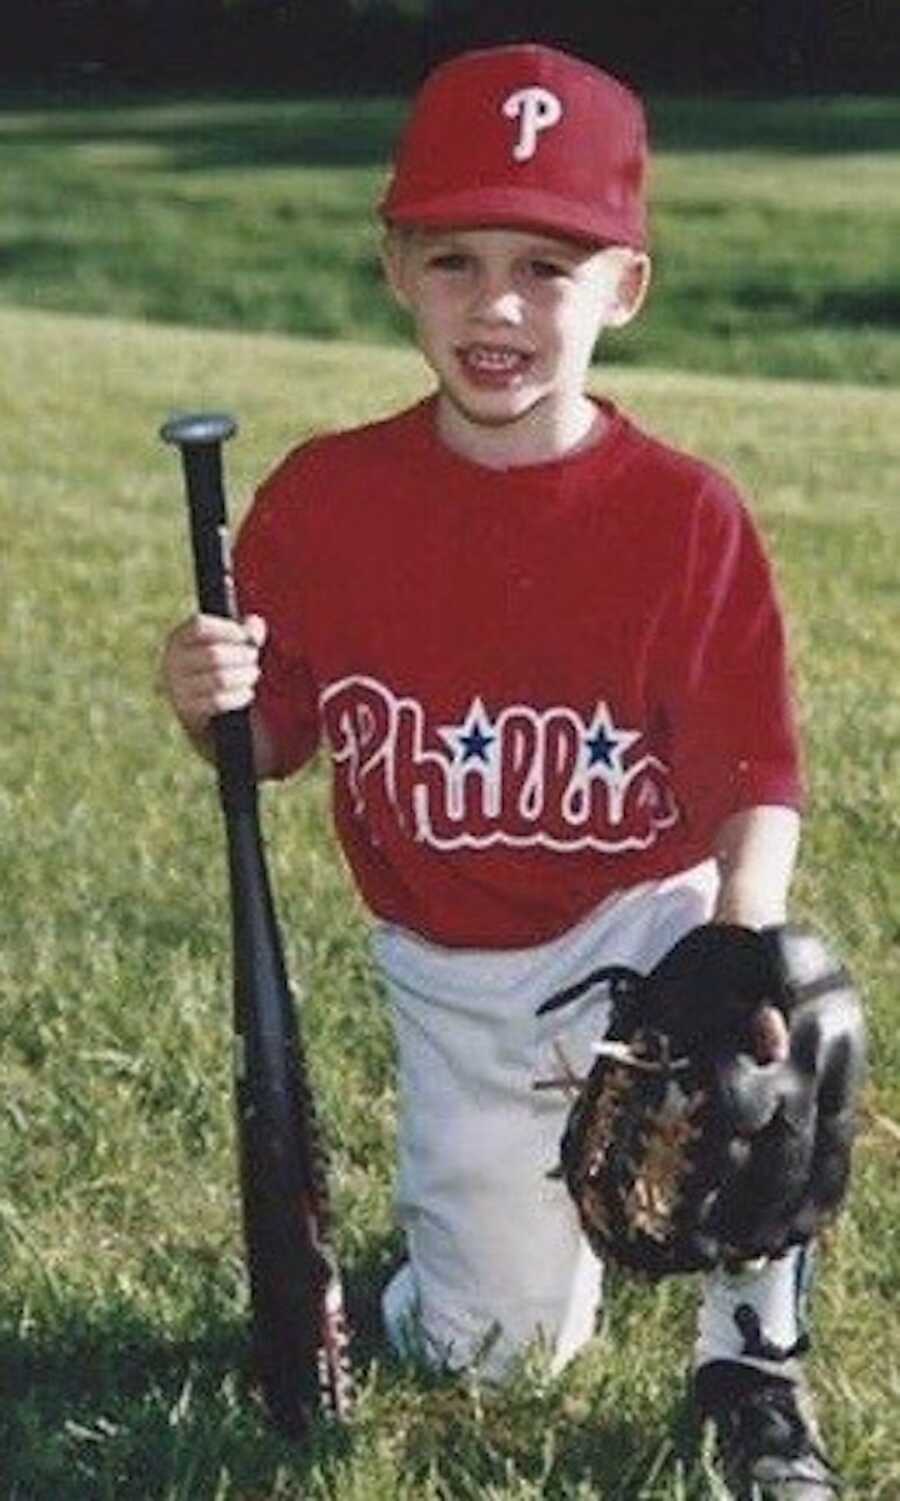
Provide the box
[161,612,267,741]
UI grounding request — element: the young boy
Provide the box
[161,44,838,1499]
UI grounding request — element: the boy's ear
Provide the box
[606,251,652,329]
[381,234,412,310]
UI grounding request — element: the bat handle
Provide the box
[161,412,256,806]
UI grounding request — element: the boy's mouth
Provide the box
[457,343,534,384]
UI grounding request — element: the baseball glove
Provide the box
[538,923,866,1277]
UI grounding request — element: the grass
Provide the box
[2,89,900,384]
[1,302,898,1498]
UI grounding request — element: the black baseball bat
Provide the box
[160,412,352,1437]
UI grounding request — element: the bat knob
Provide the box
[160,412,238,448]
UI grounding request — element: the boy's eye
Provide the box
[529,258,569,281]
[427,252,470,272]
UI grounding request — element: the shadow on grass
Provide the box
[0,91,405,172]
[649,92,900,154]
[683,277,900,331]
[394,1359,703,1501]
[2,87,900,168]
[0,1239,394,1501]
[0,1231,711,1499]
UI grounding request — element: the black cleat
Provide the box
[693,1360,841,1499]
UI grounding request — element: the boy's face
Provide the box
[383,226,649,461]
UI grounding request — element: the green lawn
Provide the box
[1,304,897,1497]
[2,89,899,384]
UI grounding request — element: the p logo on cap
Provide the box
[381,43,648,251]
[502,86,564,162]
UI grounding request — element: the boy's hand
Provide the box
[711,806,801,1065]
[749,1002,790,1064]
[161,612,267,741]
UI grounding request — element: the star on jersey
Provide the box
[438,697,497,767]
[583,702,642,779]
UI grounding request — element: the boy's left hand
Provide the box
[750,1002,790,1063]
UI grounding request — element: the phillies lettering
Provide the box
[502,86,564,162]
[321,676,679,853]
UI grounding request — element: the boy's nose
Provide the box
[471,275,523,324]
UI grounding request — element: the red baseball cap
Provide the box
[380,44,648,251]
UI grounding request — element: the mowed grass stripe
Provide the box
[2,89,899,385]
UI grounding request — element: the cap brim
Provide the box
[380,186,646,251]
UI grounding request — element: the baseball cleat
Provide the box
[693,1359,841,1499]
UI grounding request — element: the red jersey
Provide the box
[234,397,804,949]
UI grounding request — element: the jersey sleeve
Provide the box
[233,451,321,777]
[661,476,806,837]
